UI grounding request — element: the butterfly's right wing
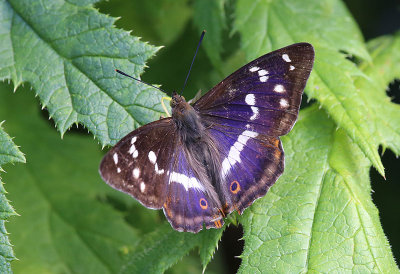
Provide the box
[99,118,176,209]
[100,118,224,232]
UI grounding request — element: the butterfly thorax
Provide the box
[170,92,205,143]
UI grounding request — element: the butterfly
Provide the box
[99,43,314,233]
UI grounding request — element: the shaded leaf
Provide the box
[193,0,226,68]
[239,107,398,272]
[97,0,191,46]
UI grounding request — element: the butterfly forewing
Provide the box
[194,43,314,136]
[99,118,175,209]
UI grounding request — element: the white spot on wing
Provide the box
[148,151,157,164]
[221,130,259,178]
[129,143,138,158]
[282,54,291,62]
[140,182,146,192]
[133,168,140,179]
[258,69,268,76]
[290,65,295,70]
[113,153,118,165]
[169,172,205,191]
[250,106,259,120]
[259,76,268,82]
[131,136,137,144]
[249,66,259,72]
[155,163,164,174]
[280,98,289,108]
[117,167,121,173]
[274,84,285,93]
[245,94,255,105]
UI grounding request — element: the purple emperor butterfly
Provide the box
[100,43,314,233]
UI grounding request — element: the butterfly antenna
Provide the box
[115,69,167,94]
[180,30,206,95]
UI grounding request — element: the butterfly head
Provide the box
[170,91,186,108]
[170,91,191,118]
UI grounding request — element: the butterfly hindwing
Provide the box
[194,43,314,136]
[164,147,224,232]
[204,123,284,214]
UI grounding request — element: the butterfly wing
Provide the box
[164,143,224,232]
[99,118,175,209]
[100,118,224,232]
[205,124,285,214]
[194,43,314,136]
[195,43,314,214]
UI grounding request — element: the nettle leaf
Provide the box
[193,0,227,68]
[233,0,385,176]
[97,0,192,46]
[356,32,400,155]
[121,223,227,273]
[121,224,200,274]
[199,224,226,272]
[0,84,142,273]
[239,107,398,273]
[0,0,164,146]
[0,121,25,273]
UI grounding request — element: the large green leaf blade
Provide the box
[233,0,385,176]
[238,107,398,272]
[0,83,141,273]
[0,0,164,146]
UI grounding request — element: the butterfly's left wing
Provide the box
[194,43,314,214]
[100,118,224,232]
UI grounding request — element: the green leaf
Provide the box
[355,32,400,155]
[121,224,200,274]
[199,224,226,272]
[121,222,227,273]
[97,0,191,46]
[0,122,25,168]
[233,0,385,176]
[0,83,141,273]
[0,0,164,146]
[234,0,369,60]
[193,0,226,68]
[0,121,25,273]
[239,106,398,272]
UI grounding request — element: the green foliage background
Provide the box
[0,0,399,273]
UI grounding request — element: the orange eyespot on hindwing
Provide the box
[199,198,208,209]
[230,180,241,194]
